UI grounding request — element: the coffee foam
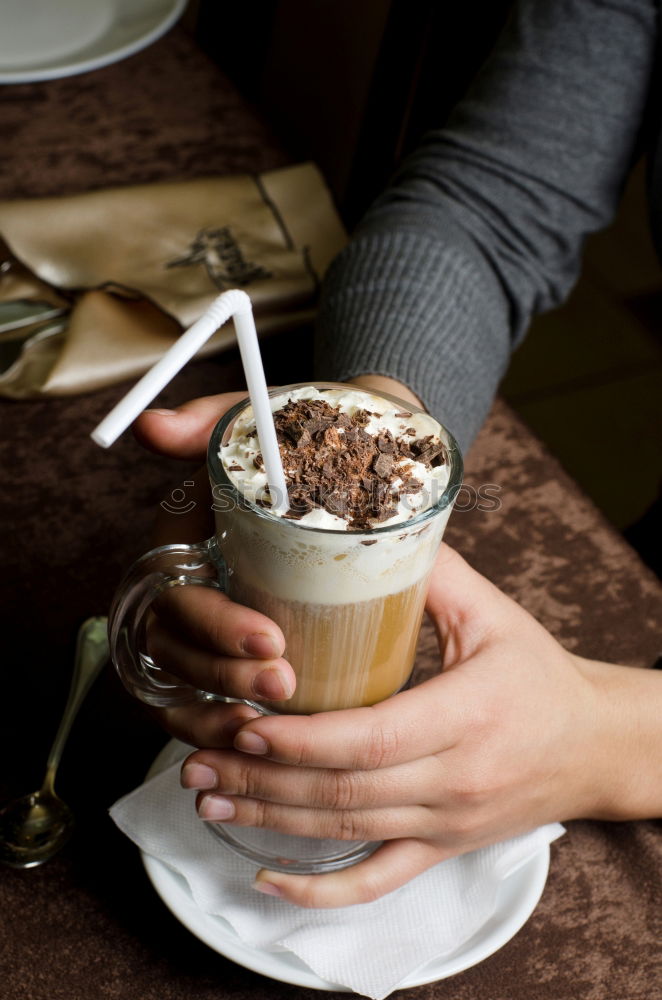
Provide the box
[214,504,451,605]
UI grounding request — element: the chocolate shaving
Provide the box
[303,418,328,438]
[295,428,312,450]
[416,443,447,467]
[400,478,423,494]
[268,397,444,529]
[326,491,349,516]
[394,410,412,418]
[373,453,393,479]
[227,463,244,471]
[376,432,395,454]
[283,497,313,519]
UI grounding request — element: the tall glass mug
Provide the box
[109,382,463,872]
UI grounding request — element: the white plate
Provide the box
[143,850,550,991]
[0,0,187,83]
[141,741,551,991]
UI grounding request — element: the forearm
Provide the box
[315,224,509,454]
[316,0,657,453]
[581,657,662,820]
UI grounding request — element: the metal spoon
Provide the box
[0,616,109,868]
[0,299,68,336]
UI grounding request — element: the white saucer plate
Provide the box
[0,0,188,84]
[141,741,550,991]
[143,849,549,991]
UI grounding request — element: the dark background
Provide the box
[193,0,513,220]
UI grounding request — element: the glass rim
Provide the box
[206,381,464,537]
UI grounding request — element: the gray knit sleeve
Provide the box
[315,0,658,452]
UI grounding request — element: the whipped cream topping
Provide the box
[220,386,451,531]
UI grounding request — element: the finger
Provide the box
[151,584,286,661]
[133,392,248,459]
[149,701,261,749]
[424,544,537,670]
[195,792,432,843]
[147,619,295,701]
[232,672,469,769]
[182,748,439,809]
[252,839,446,908]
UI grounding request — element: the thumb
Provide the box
[132,392,247,459]
[252,839,446,908]
[425,543,514,628]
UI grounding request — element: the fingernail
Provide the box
[234,731,269,755]
[252,880,283,898]
[242,633,282,658]
[144,408,177,416]
[199,794,236,821]
[181,763,217,790]
[253,667,293,701]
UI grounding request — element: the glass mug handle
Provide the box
[108,536,230,708]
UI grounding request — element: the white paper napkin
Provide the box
[110,741,564,999]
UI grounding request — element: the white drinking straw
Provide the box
[90,289,290,515]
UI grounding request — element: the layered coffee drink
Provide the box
[212,384,459,714]
[109,381,460,873]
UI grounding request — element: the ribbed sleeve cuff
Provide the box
[314,229,512,454]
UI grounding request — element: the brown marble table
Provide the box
[1,25,661,1000]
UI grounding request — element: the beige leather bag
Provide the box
[0,163,346,397]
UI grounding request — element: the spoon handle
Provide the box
[43,617,109,790]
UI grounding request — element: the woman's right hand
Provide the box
[132,395,297,747]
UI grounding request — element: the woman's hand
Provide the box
[181,542,620,906]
